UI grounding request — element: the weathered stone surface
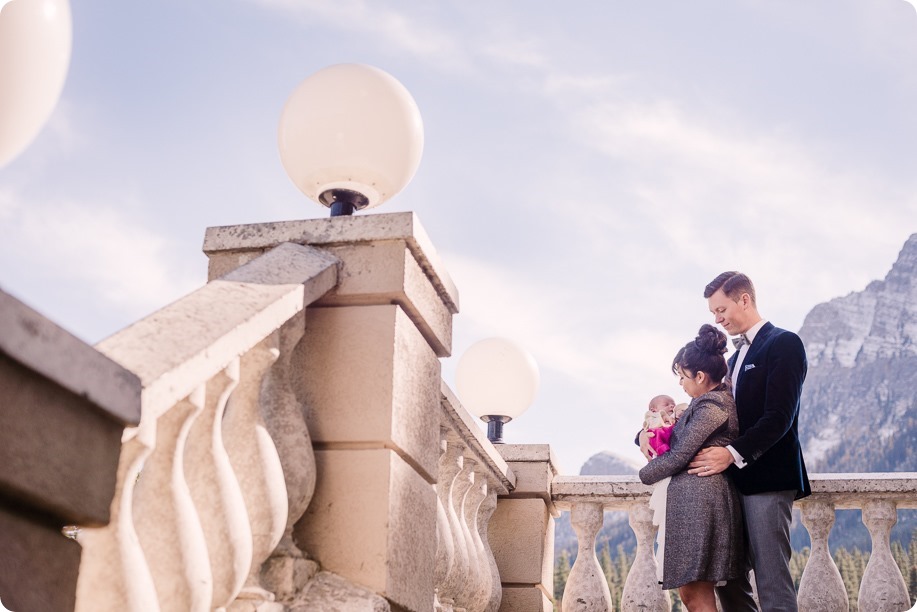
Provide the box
[0,290,140,526]
[0,289,140,425]
[489,498,554,585]
[202,213,459,357]
[620,503,668,612]
[563,502,613,612]
[797,501,848,612]
[0,290,140,612]
[97,242,338,419]
[440,382,515,494]
[296,448,436,612]
[499,586,552,612]
[291,571,391,611]
[0,353,126,526]
[297,304,441,481]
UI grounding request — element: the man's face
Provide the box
[707,288,750,335]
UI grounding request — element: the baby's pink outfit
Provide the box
[647,425,674,455]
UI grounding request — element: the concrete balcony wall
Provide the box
[0,290,141,612]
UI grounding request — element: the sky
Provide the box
[2,0,917,473]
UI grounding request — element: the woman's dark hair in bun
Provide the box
[672,324,728,383]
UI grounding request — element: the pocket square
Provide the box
[744,363,756,372]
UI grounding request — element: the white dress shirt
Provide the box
[727,319,768,469]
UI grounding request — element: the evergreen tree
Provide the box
[835,548,859,612]
[598,543,618,611]
[909,563,917,607]
[789,547,810,590]
[892,541,909,580]
[554,549,571,608]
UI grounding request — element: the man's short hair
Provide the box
[704,271,756,304]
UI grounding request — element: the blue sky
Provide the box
[2,0,917,472]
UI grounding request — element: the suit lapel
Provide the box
[735,322,774,388]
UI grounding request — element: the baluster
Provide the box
[797,501,847,611]
[133,390,213,611]
[437,436,469,609]
[464,467,490,612]
[184,361,252,610]
[453,457,480,611]
[478,484,502,612]
[563,502,613,612]
[621,502,669,612]
[224,335,288,610]
[858,499,909,611]
[261,313,318,600]
[75,433,159,612]
[434,430,456,612]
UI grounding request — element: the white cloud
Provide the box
[0,193,202,338]
[249,0,473,72]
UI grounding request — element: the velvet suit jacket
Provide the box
[728,322,811,499]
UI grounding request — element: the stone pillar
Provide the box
[203,213,459,612]
[489,444,560,612]
[858,499,910,611]
[797,501,847,612]
[0,290,141,612]
[621,502,669,612]
[564,502,613,612]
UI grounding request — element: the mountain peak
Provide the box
[579,451,641,475]
[800,233,917,368]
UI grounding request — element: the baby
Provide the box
[642,395,688,457]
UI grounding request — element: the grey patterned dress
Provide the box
[638,384,744,590]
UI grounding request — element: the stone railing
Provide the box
[436,383,515,611]
[74,242,339,611]
[69,212,522,612]
[551,473,917,612]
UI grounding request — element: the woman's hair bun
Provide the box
[695,323,727,356]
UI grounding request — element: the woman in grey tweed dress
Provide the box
[639,324,744,611]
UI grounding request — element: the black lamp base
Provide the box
[320,188,370,217]
[481,415,513,444]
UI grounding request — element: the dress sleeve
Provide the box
[639,398,728,485]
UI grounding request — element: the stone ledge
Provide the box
[0,289,140,426]
[202,212,458,315]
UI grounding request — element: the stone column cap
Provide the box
[202,212,458,315]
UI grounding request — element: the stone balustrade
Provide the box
[74,242,340,611]
[551,473,917,612]
[436,383,515,612]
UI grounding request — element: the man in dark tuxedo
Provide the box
[687,271,810,611]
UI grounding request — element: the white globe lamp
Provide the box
[456,337,540,444]
[277,63,424,216]
[0,0,72,166]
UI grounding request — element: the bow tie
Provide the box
[732,334,750,350]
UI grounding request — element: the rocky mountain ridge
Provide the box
[798,233,917,472]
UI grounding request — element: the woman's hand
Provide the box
[638,430,657,461]
[688,446,733,476]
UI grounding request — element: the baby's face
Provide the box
[650,397,676,414]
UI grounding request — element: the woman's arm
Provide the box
[639,399,728,485]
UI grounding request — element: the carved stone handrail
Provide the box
[435,382,515,612]
[74,242,339,612]
[551,473,917,612]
